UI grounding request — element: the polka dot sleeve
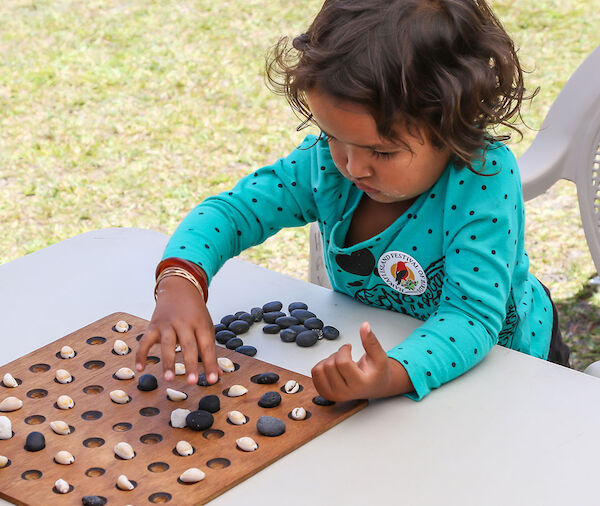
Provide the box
[162,135,327,283]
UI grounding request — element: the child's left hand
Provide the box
[311,321,410,401]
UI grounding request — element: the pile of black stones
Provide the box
[214,301,340,354]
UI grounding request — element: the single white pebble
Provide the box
[284,379,300,394]
[117,474,135,491]
[0,396,22,412]
[115,320,130,333]
[55,369,73,384]
[291,407,307,420]
[179,467,206,483]
[236,436,258,452]
[113,339,129,355]
[115,367,135,380]
[227,384,248,397]
[166,388,188,401]
[0,455,8,468]
[175,344,182,352]
[2,373,18,388]
[0,416,12,439]
[176,440,194,456]
[171,408,191,428]
[56,395,74,410]
[54,450,75,465]
[114,441,135,460]
[174,363,186,375]
[227,410,247,425]
[54,478,70,494]
[109,390,130,404]
[217,357,235,373]
[60,345,75,359]
[50,420,71,435]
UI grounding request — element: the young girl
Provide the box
[135,0,570,401]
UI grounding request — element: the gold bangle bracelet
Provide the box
[154,267,205,302]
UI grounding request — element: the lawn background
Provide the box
[1,0,599,370]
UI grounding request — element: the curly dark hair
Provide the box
[266,0,534,169]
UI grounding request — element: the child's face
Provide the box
[306,88,451,204]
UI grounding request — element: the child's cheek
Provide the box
[329,145,349,179]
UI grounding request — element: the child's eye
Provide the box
[372,150,394,160]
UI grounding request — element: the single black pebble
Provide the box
[186,410,214,431]
[296,330,318,347]
[137,374,158,391]
[288,301,308,312]
[280,329,297,343]
[228,319,250,335]
[235,311,255,325]
[304,317,324,330]
[81,496,107,506]
[263,311,286,324]
[220,314,237,326]
[313,395,335,406]
[322,326,340,340]
[250,307,263,322]
[236,345,257,357]
[275,316,300,328]
[262,323,281,334]
[262,301,283,313]
[197,373,219,386]
[254,372,279,384]
[289,324,308,334]
[257,415,286,437]
[290,309,316,323]
[198,395,220,413]
[214,323,227,333]
[216,329,236,344]
[225,337,244,350]
[24,431,45,451]
[258,391,282,408]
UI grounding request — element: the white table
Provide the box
[1,228,599,505]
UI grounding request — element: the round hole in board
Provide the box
[83,437,105,448]
[2,377,22,387]
[0,459,11,469]
[52,484,75,494]
[280,384,304,394]
[55,351,77,359]
[85,467,105,477]
[81,410,103,421]
[146,355,160,365]
[148,492,172,503]
[86,336,106,345]
[287,410,312,421]
[226,415,250,425]
[112,422,132,432]
[24,415,46,425]
[139,407,160,417]
[136,333,144,342]
[82,385,104,395]
[111,348,132,356]
[21,469,42,480]
[202,429,225,440]
[83,360,105,370]
[29,363,50,373]
[54,375,76,384]
[112,323,132,333]
[171,445,196,457]
[206,457,231,470]
[148,462,170,473]
[140,433,163,444]
[115,479,137,491]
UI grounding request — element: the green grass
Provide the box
[1,0,599,370]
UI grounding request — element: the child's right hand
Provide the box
[135,276,221,386]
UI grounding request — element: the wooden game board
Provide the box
[0,312,367,505]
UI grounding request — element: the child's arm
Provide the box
[312,322,414,401]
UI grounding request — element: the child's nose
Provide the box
[345,147,373,179]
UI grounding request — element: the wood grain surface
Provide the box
[0,312,367,505]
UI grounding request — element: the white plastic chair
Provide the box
[308,45,600,373]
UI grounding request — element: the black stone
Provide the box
[289,324,308,334]
[313,395,335,406]
[197,373,219,386]
[262,301,283,313]
[262,324,281,334]
[263,311,286,324]
[288,301,308,312]
[198,395,220,413]
[296,330,318,347]
[214,323,227,334]
[280,329,297,343]
[255,372,279,384]
[225,337,244,350]
[322,326,340,340]
[236,345,257,357]
[81,496,107,506]
[228,319,250,335]
[216,329,236,344]
[235,312,255,325]
[220,314,236,326]
[250,307,264,322]
[258,391,281,408]
[257,415,286,437]
[304,317,324,330]
[137,374,158,391]
[186,410,214,431]
[275,316,300,328]
[290,309,316,323]
[24,431,45,452]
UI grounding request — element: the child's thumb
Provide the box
[359,321,386,361]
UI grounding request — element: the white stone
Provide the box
[176,440,194,456]
[114,442,135,460]
[55,369,72,384]
[227,384,248,397]
[284,379,300,394]
[0,456,7,468]
[54,450,74,465]
[0,396,22,412]
[2,373,18,388]
[54,478,70,494]
[115,367,135,380]
[171,408,191,428]
[56,395,74,410]
[227,410,247,425]
[117,474,135,490]
[109,390,130,404]
[0,416,12,439]
[50,420,71,435]
[217,357,235,373]
[115,320,130,332]
[179,467,206,483]
[291,407,307,420]
[60,345,75,359]
[236,436,258,452]
[113,339,129,355]
[166,388,188,401]
[174,363,186,375]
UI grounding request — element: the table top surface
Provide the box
[1,227,599,506]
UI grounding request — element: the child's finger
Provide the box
[175,328,198,385]
[359,321,388,363]
[322,355,348,392]
[311,361,334,400]
[197,328,219,385]
[159,326,178,381]
[334,344,362,385]
[135,327,158,372]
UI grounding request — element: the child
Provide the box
[136,0,570,401]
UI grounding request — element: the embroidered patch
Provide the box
[377,251,427,295]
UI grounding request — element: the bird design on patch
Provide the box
[394,261,409,284]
